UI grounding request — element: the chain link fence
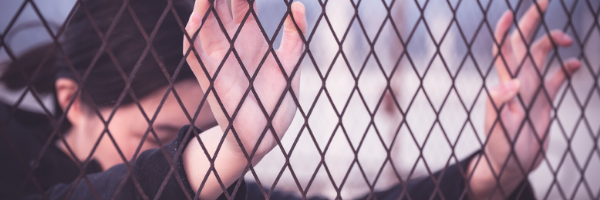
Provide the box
[1,0,599,199]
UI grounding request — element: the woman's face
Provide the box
[64,79,216,170]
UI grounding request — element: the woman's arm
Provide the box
[24,125,242,200]
[468,0,580,199]
[183,126,249,200]
[182,0,307,199]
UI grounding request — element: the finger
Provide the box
[493,11,514,55]
[232,0,258,24]
[279,2,307,58]
[493,10,514,83]
[214,0,233,25]
[511,0,550,45]
[279,2,307,94]
[488,79,521,108]
[546,58,581,99]
[189,0,230,54]
[184,11,208,62]
[194,0,232,25]
[531,30,574,69]
[485,79,521,134]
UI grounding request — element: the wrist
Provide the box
[221,131,266,166]
[183,126,252,199]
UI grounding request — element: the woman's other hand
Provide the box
[469,0,581,199]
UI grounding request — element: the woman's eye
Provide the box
[143,134,161,146]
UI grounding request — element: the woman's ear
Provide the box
[55,78,82,126]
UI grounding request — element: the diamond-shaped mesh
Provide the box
[1,0,598,199]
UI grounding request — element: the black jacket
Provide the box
[0,102,534,199]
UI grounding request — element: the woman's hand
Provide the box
[182,0,306,199]
[469,0,581,199]
[184,0,307,162]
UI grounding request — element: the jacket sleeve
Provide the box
[363,151,536,200]
[26,125,247,200]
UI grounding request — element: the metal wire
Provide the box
[1,0,598,199]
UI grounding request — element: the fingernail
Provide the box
[566,59,581,70]
[292,2,305,16]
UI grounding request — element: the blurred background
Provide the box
[1,0,598,199]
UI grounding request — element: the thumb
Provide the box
[488,79,521,109]
[485,79,521,134]
[279,2,307,57]
[183,11,207,63]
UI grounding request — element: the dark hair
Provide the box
[1,0,196,109]
[1,0,197,134]
[58,0,196,108]
[0,44,59,94]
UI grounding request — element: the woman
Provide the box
[0,0,578,199]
